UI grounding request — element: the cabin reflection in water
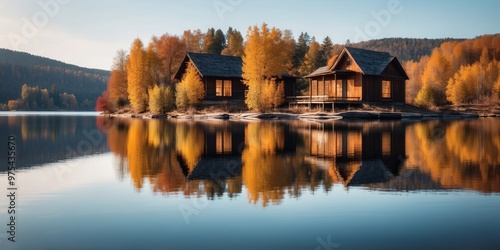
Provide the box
[100,118,409,204]
[101,117,500,206]
[298,121,405,187]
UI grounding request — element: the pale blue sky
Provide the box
[0,0,498,70]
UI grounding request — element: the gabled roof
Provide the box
[333,47,394,75]
[305,47,408,79]
[176,52,243,79]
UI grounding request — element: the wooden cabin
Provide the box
[292,47,408,107]
[174,52,296,104]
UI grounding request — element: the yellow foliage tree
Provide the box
[242,23,290,111]
[415,49,452,106]
[148,85,174,113]
[446,65,477,104]
[176,61,205,109]
[127,39,149,112]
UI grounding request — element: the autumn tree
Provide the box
[107,50,128,110]
[242,23,291,111]
[181,29,204,53]
[446,64,478,104]
[96,90,109,111]
[415,49,452,106]
[154,34,186,85]
[404,55,429,103]
[176,61,205,109]
[299,37,321,75]
[148,85,174,113]
[407,34,500,106]
[221,27,244,57]
[146,41,161,87]
[127,38,150,112]
[60,92,78,110]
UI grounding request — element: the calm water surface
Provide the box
[0,112,499,250]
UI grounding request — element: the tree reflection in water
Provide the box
[99,117,500,206]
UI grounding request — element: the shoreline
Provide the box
[100,110,493,121]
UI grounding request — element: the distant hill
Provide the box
[349,37,465,61]
[0,48,109,109]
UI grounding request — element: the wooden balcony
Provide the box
[287,95,362,104]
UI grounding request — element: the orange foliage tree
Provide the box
[408,34,500,106]
[107,50,128,111]
[154,34,186,85]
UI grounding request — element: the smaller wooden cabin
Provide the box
[294,47,409,106]
[174,53,246,102]
[174,52,296,104]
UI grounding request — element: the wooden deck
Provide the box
[287,95,361,104]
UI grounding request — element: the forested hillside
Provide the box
[351,37,464,62]
[404,34,500,106]
[0,49,109,110]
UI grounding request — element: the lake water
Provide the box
[1,112,499,250]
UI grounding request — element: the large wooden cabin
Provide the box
[292,47,409,108]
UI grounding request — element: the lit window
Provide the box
[223,80,232,96]
[216,80,223,96]
[382,80,391,99]
[216,80,232,97]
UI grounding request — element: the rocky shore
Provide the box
[100,110,489,121]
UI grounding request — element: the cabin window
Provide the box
[216,80,232,97]
[382,80,391,99]
[223,80,232,96]
[216,131,232,154]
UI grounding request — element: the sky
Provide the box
[0,0,499,70]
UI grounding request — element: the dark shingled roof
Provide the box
[343,47,395,75]
[187,52,242,78]
[304,66,330,78]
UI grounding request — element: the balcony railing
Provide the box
[287,95,361,103]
